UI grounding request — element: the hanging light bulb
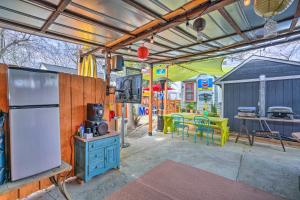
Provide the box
[244,0,251,7]
[197,31,203,41]
[128,46,132,53]
[150,34,155,44]
[186,20,192,30]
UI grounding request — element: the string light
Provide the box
[150,34,155,44]
[128,46,132,53]
[186,20,191,29]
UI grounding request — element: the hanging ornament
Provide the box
[150,34,155,44]
[186,20,192,30]
[264,18,278,38]
[127,46,132,53]
[137,43,149,60]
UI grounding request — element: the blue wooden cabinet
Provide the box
[74,133,120,182]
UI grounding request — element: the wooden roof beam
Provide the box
[176,31,300,64]
[218,8,250,42]
[108,0,237,50]
[156,29,300,64]
[122,0,202,48]
[120,47,174,59]
[122,0,166,22]
[152,15,295,56]
[289,0,300,32]
[25,0,134,36]
[41,0,71,32]
[83,0,237,55]
[0,17,105,48]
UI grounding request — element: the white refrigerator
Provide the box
[8,67,61,181]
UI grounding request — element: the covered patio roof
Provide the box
[0,0,300,65]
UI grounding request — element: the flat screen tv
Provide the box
[115,74,142,103]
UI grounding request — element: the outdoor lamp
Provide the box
[244,0,251,7]
[155,77,171,94]
[155,77,171,132]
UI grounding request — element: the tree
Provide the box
[0,28,31,64]
[0,28,81,69]
[225,41,300,68]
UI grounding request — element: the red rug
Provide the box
[106,160,284,200]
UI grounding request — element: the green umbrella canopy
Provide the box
[125,57,230,82]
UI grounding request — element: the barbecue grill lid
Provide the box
[267,106,293,113]
[238,107,257,112]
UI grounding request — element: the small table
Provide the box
[234,116,300,152]
[0,161,72,196]
[163,113,229,146]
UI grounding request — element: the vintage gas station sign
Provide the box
[197,78,213,91]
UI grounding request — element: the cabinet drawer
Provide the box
[89,161,105,174]
[88,137,118,152]
[89,148,104,163]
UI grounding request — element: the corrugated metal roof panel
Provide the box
[214,35,243,46]
[208,10,235,35]
[66,3,137,32]
[0,0,298,64]
[158,30,194,46]
[189,44,213,51]
[1,0,52,20]
[48,24,107,44]
[0,7,45,28]
[72,0,153,28]
[224,2,251,31]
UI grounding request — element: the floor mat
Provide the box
[106,160,284,200]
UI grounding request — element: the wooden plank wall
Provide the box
[224,80,300,137]
[0,65,117,199]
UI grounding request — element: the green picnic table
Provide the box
[163,113,229,146]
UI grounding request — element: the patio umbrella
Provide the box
[143,84,174,92]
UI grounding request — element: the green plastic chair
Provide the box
[194,116,214,145]
[171,114,189,140]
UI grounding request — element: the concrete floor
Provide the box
[29,132,300,200]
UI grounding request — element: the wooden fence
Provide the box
[0,64,119,199]
[142,96,180,114]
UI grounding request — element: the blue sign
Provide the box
[156,68,166,75]
[197,78,213,91]
[138,106,149,115]
[138,106,157,115]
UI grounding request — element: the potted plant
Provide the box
[186,102,195,113]
[208,104,219,117]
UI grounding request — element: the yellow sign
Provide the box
[143,90,150,96]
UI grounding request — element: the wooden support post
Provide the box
[105,50,111,96]
[148,64,153,136]
[221,83,224,118]
[163,66,169,115]
[259,75,266,117]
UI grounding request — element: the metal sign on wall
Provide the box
[156,68,166,75]
[197,78,213,91]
